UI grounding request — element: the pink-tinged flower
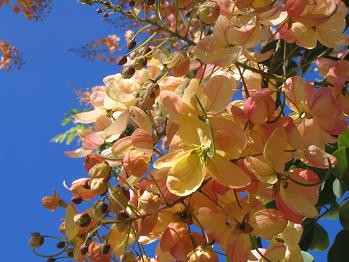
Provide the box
[244,89,275,125]
[68,178,96,200]
[282,2,349,48]
[275,168,320,223]
[123,150,149,177]
[284,76,348,137]
[286,0,308,19]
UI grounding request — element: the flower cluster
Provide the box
[0,0,52,20]
[32,0,349,261]
[0,40,23,72]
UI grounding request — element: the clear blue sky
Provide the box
[0,1,341,261]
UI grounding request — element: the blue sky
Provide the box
[0,1,342,261]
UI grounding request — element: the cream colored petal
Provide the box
[166,150,204,196]
[206,154,251,188]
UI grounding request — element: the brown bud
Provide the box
[47,258,55,262]
[56,241,66,249]
[94,201,109,216]
[80,244,89,255]
[41,191,60,211]
[89,162,110,180]
[132,55,147,70]
[121,66,136,79]
[71,195,83,205]
[90,178,109,195]
[128,40,136,50]
[100,243,111,255]
[167,52,190,77]
[129,0,135,7]
[73,213,91,227]
[197,1,220,24]
[142,46,152,56]
[145,0,155,5]
[29,232,44,248]
[117,55,128,65]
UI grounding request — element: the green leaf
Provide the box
[323,204,340,220]
[333,147,349,178]
[301,251,314,262]
[50,125,87,145]
[308,223,330,251]
[328,230,349,262]
[333,178,345,198]
[338,129,349,148]
[339,201,349,230]
[318,176,336,206]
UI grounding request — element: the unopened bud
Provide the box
[29,232,44,248]
[132,55,147,70]
[89,162,111,179]
[71,195,83,205]
[94,201,109,216]
[80,244,89,255]
[90,178,108,195]
[121,66,136,79]
[117,55,128,65]
[168,52,190,77]
[197,1,220,24]
[142,46,152,56]
[56,241,66,249]
[100,243,111,255]
[128,40,136,50]
[73,213,91,228]
[42,191,60,211]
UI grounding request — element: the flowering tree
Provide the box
[30,0,349,261]
[0,0,51,71]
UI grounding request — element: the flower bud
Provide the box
[132,55,147,70]
[29,232,44,248]
[188,245,218,262]
[167,52,190,77]
[100,243,111,255]
[42,191,60,211]
[80,244,89,255]
[122,66,136,79]
[84,154,105,171]
[128,40,136,50]
[47,258,56,262]
[88,242,111,261]
[94,201,109,216]
[89,162,110,179]
[71,195,83,204]
[142,46,152,56]
[243,89,275,125]
[56,241,66,249]
[117,55,128,65]
[73,213,91,227]
[90,178,109,195]
[123,150,149,177]
[129,1,135,7]
[197,2,220,24]
[138,190,161,214]
[70,178,96,200]
[137,81,160,109]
